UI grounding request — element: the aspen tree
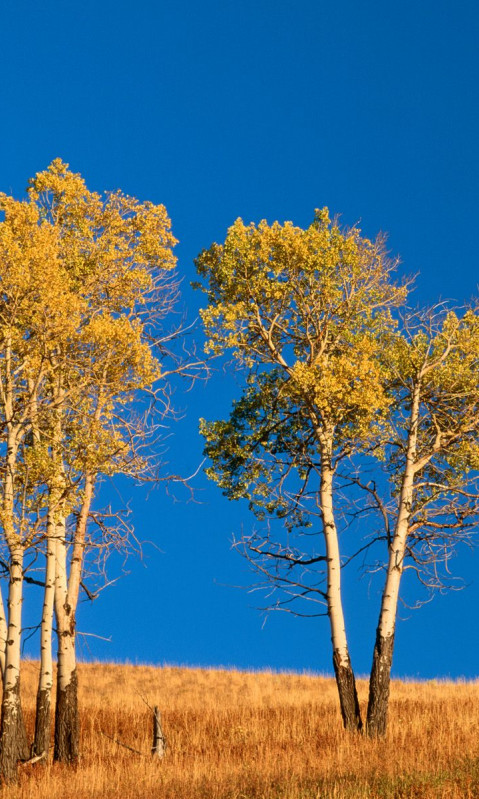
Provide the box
[32,371,72,761]
[196,210,407,731]
[366,307,479,737]
[50,318,164,763]
[0,192,75,780]
[18,159,179,763]
[0,159,185,775]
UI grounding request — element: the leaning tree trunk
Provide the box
[54,518,79,764]
[366,510,409,737]
[366,627,396,738]
[366,386,419,738]
[320,459,362,732]
[0,547,30,784]
[33,513,57,759]
[366,516,408,738]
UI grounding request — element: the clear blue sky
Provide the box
[1,1,478,678]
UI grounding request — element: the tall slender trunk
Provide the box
[366,384,420,738]
[320,454,362,732]
[33,506,58,759]
[53,473,93,764]
[0,548,30,783]
[54,516,79,764]
[0,401,30,783]
[366,504,411,737]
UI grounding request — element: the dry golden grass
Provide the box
[4,661,479,798]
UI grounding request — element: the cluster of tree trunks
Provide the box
[197,211,479,744]
[0,159,181,783]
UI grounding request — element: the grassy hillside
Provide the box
[6,661,479,798]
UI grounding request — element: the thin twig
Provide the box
[135,689,155,714]
[99,730,145,757]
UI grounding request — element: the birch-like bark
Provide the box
[0,547,30,782]
[0,361,30,782]
[53,513,79,764]
[33,504,58,759]
[28,369,57,759]
[319,439,362,732]
[67,473,94,615]
[366,383,421,737]
[54,474,94,763]
[256,303,361,729]
[0,587,7,683]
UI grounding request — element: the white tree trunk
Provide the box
[2,548,23,694]
[33,506,58,758]
[320,455,362,731]
[0,547,30,781]
[0,405,30,781]
[53,472,94,763]
[54,515,80,763]
[366,383,421,737]
[0,587,7,683]
[67,474,94,612]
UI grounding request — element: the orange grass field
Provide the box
[4,661,479,798]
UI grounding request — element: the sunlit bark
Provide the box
[33,506,58,758]
[0,548,30,782]
[54,475,94,763]
[320,459,362,731]
[366,383,419,737]
[0,587,7,682]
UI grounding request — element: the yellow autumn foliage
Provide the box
[197,209,405,448]
[0,159,178,546]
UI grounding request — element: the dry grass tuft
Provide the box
[4,661,479,798]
